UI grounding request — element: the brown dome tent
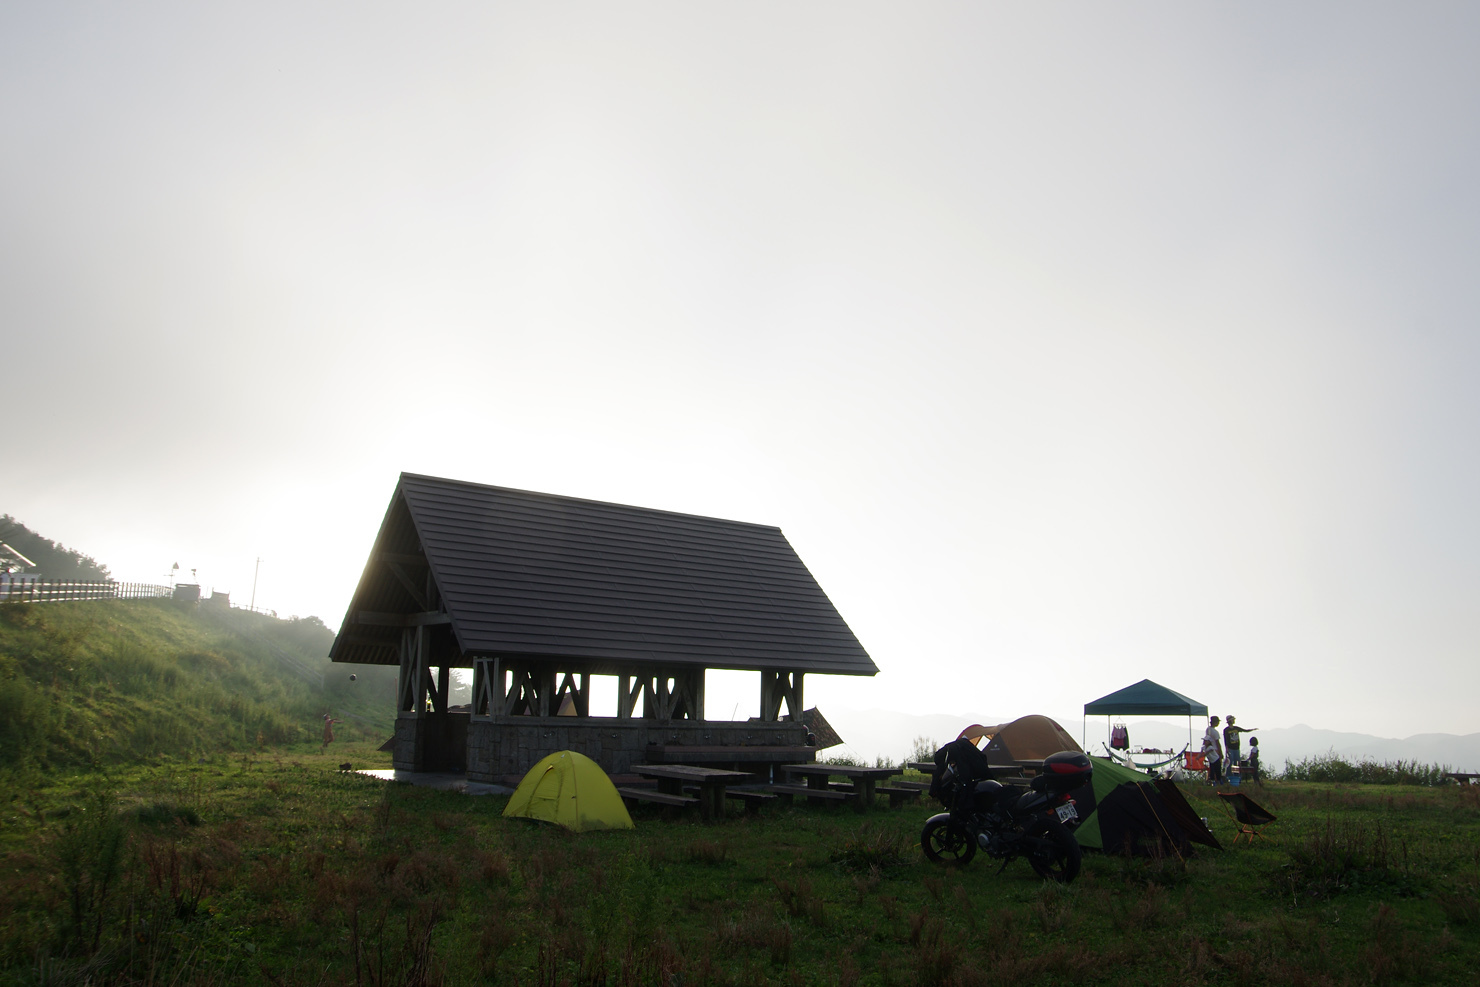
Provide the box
[957,715,1083,768]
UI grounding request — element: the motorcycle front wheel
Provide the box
[921,817,977,866]
[1026,817,1082,883]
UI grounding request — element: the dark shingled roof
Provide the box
[330,473,877,676]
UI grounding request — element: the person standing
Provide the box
[1203,715,1224,785]
[1247,736,1263,786]
[322,712,340,748]
[1223,715,1257,774]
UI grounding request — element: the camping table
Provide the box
[632,764,751,821]
[780,764,900,810]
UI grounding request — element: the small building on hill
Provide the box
[330,473,877,781]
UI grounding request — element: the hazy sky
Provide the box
[5,4,1478,738]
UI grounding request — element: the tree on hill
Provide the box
[0,515,111,580]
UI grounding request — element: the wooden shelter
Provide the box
[330,473,877,781]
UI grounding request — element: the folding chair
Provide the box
[1216,791,1277,845]
[1182,750,1207,782]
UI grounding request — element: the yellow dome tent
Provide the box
[502,750,635,832]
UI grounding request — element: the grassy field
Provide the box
[2,742,1477,987]
[2,600,1476,984]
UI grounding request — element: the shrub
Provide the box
[1281,751,1451,786]
[910,736,939,763]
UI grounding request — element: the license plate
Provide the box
[1055,802,1078,823]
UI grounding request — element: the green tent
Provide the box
[1084,679,1208,716]
[1071,757,1220,854]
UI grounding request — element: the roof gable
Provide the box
[331,473,877,676]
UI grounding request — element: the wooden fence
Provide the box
[0,578,174,603]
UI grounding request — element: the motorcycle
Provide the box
[920,739,1092,883]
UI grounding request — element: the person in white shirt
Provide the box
[1202,716,1224,785]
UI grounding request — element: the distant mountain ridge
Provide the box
[821,707,1480,773]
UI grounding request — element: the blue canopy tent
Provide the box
[1083,679,1208,763]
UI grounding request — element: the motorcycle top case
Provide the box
[1031,751,1093,796]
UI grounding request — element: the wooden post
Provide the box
[759,670,803,722]
[787,672,804,721]
[641,674,656,719]
[397,628,417,713]
[472,657,503,717]
[435,664,450,713]
[618,672,645,718]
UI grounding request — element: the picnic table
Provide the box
[632,764,752,820]
[906,760,1033,780]
[780,764,900,809]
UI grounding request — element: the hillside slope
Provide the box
[0,599,397,770]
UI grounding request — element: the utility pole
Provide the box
[250,557,261,611]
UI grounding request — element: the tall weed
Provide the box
[52,792,127,952]
[1282,816,1418,900]
[1282,752,1451,786]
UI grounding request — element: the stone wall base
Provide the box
[392,712,469,773]
[465,717,809,781]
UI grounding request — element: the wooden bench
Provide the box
[677,784,778,814]
[827,781,923,807]
[770,783,850,805]
[874,785,923,807]
[1446,773,1480,786]
[617,786,700,811]
[723,789,779,813]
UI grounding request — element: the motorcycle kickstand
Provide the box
[994,859,1011,875]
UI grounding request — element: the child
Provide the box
[1246,736,1262,786]
[322,712,340,748]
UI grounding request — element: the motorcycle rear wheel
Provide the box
[1027,818,1082,884]
[921,817,977,866]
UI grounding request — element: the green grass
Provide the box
[2,604,1477,984]
[0,599,395,776]
[1,752,1476,986]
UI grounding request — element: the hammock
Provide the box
[1102,744,1188,771]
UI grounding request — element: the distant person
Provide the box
[322,712,340,748]
[1247,736,1263,786]
[1203,716,1224,785]
[1223,715,1257,773]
